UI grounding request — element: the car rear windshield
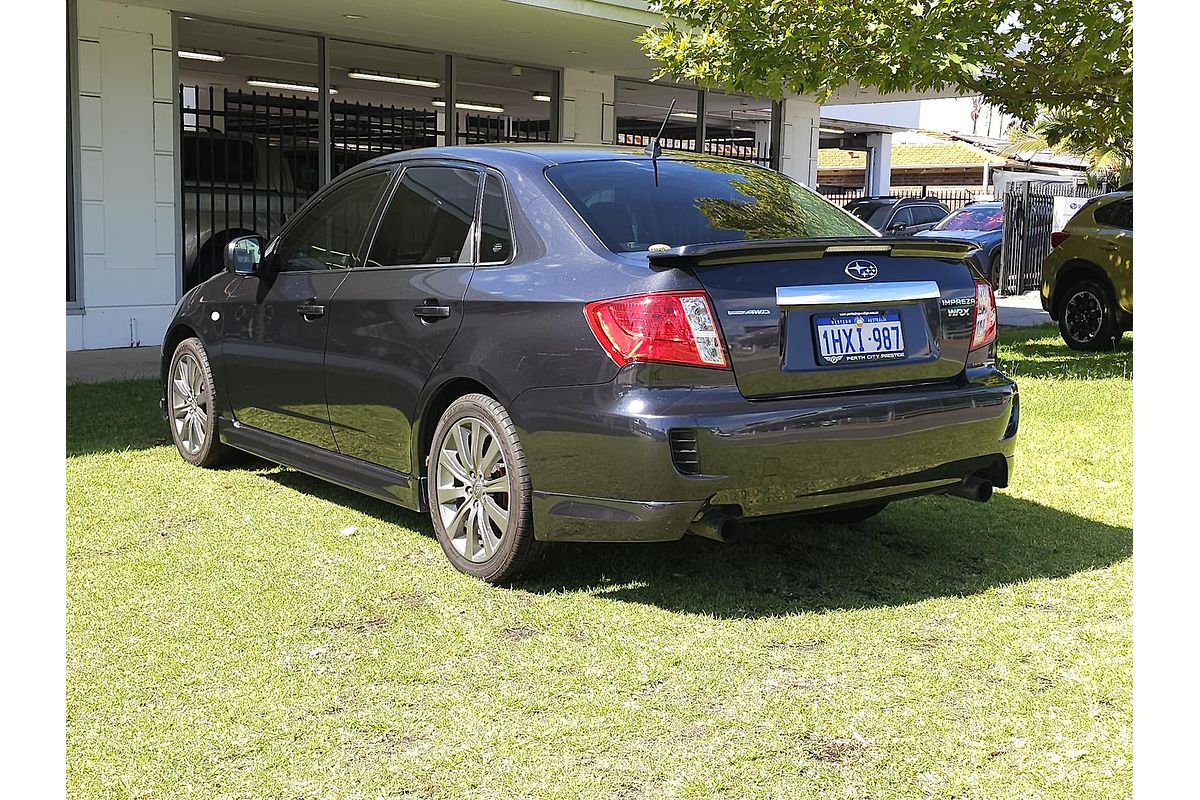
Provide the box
[936,205,1003,232]
[546,158,872,252]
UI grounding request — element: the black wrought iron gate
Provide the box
[999,181,1102,296]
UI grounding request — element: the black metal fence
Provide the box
[615,132,772,167]
[818,186,980,212]
[999,181,1104,295]
[180,84,551,289]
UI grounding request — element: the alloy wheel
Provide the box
[435,417,511,563]
[170,353,209,456]
[1064,290,1104,343]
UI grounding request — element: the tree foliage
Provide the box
[639,1,1132,156]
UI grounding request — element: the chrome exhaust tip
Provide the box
[947,476,993,503]
[687,513,742,544]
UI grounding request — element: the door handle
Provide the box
[296,300,326,318]
[413,302,452,320]
[1099,242,1119,252]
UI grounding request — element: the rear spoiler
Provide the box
[647,237,980,268]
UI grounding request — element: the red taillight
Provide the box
[585,291,729,369]
[1050,231,1072,248]
[970,278,998,350]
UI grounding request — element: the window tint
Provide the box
[272,171,389,272]
[889,207,914,229]
[547,159,871,252]
[914,205,947,225]
[479,174,513,263]
[1094,197,1132,230]
[367,166,480,267]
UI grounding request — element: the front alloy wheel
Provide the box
[170,352,209,456]
[427,393,545,583]
[166,336,230,467]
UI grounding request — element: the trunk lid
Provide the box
[649,237,982,398]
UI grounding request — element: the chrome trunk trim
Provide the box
[776,281,941,307]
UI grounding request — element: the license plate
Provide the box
[815,311,905,364]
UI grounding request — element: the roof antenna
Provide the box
[644,98,676,188]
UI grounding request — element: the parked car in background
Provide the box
[161,145,1017,582]
[181,131,305,291]
[916,201,1004,284]
[844,196,950,235]
[1041,189,1133,350]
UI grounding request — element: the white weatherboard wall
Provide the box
[70,0,177,351]
[561,68,615,145]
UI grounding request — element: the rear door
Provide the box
[324,163,488,474]
[1091,197,1133,312]
[221,169,391,449]
[652,239,982,398]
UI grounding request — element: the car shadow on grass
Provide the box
[997,326,1132,380]
[261,468,1130,618]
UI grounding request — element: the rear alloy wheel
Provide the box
[1059,278,1119,351]
[427,394,545,583]
[167,337,230,467]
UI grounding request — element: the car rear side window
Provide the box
[479,174,513,263]
[272,171,389,272]
[547,159,871,252]
[366,166,480,267]
[1093,198,1133,230]
[913,205,947,225]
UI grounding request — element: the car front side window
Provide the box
[365,166,481,267]
[271,171,390,272]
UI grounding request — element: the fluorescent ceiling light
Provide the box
[531,92,552,102]
[347,71,441,88]
[247,78,337,94]
[432,99,505,113]
[819,126,845,134]
[178,50,225,62]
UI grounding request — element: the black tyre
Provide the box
[804,502,888,525]
[166,337,231,467]
[1058,278,1119,351]
[427,393,546,583]
[988,251,1002,287]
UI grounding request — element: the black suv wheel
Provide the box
[1058,278,1119,351]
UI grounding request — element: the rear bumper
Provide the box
[511,366,1018,542]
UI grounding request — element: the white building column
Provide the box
[560,68,615,144]
[864,132,893,195]
[71,0,177,350]
[777,96,820,186]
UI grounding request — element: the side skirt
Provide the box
[219,418,424,512]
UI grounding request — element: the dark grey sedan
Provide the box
[161,144,1017,582]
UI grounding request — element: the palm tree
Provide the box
[1000,112,1132,187]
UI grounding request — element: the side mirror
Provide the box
[224,235,266,275]
[889,222,908,233]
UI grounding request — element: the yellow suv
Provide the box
[1041,189,1133,349]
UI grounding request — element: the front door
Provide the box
[221,169,391,449]
[325,164,501,475]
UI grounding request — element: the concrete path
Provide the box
[67,346,159,385]
[996,290,1052,328]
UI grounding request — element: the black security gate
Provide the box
[180,85,552,290]
[999,182,1103,296]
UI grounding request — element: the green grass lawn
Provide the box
[66,326,1132,799]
